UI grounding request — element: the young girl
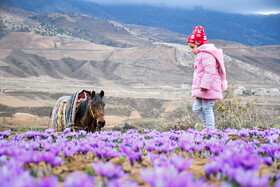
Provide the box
[187,26,227,130]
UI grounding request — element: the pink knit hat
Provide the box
[187,26,207,46]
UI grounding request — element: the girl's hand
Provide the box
[200,88,208,92]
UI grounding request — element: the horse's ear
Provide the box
[91,91,96,98]
[100,90,104,98]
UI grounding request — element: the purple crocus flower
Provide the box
[169,172,207,187]
[153,154,169,167]
[219,183,233,187]
[0,158,35,187]
[37,176,59,187]
[146,152,160,164]
[119,145,142,164]
[239,128,249,137]
[12,172,35,187]
[241,154,261,170]
[144,129,150,133]
[0,130,12,138]
[274,152,280,160]
[262,157,273,166]
[260,144,278,158]
[40,139,54,152]
[170,154,192,172]
[63,172,95,187]
[28,140,41,150]
[63,128,71,134]
[209,143,223,155]
[194,135,203,144]
[41,151,63,166]
[267,134,279,143]
[44,129,55,134]
[252,139,260,145]
[92,161,127,179]
[50,156,63,166]
[127,129,138,134]
[131,140,144,152]
[93,146,119,159]
[78,130,87,137]
[0,155,7,163]
[276,180,280,187]
[63,145,79,157]
[141,164,205,187]
[145,139,158,152]
[234,168,269,187]
[107,179,138,187]
[156,140,176,153]
[128,151,142,164]
[30,151,44,163]
[204,161,222,176]
[178,140,193,152]
[11,133,24,141]
[140,165,178,187]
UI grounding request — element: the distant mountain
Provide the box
[1,0,280,46]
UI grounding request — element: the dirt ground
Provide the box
[0,95,44,107]
[0,113,49,126]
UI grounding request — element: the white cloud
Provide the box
[255,11,280,15]
[84,0,280,14]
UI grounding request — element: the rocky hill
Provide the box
[0,5,279,88]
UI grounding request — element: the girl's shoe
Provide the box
[201,125,207,133]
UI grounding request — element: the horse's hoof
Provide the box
[67,122,75,128]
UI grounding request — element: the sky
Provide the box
[85,0,280,14]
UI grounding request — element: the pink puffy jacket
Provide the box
[191,44,227,100]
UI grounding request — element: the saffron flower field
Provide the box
[0,128,280,187]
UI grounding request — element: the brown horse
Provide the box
[75,90,105,132]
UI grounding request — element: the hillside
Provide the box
[211,40,280,76]
[126,24,280,77]
[30,13,152,48]
[0,5,279,88]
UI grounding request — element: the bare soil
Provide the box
[0,113,49,126]
[0,95,44,107]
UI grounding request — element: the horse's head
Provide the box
[88,90,105,130]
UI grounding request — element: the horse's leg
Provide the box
[95,122,101,133]
[80,119,89,132]
[75,117,82,132]
[88,121,94,132]
[92,120,97,133]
